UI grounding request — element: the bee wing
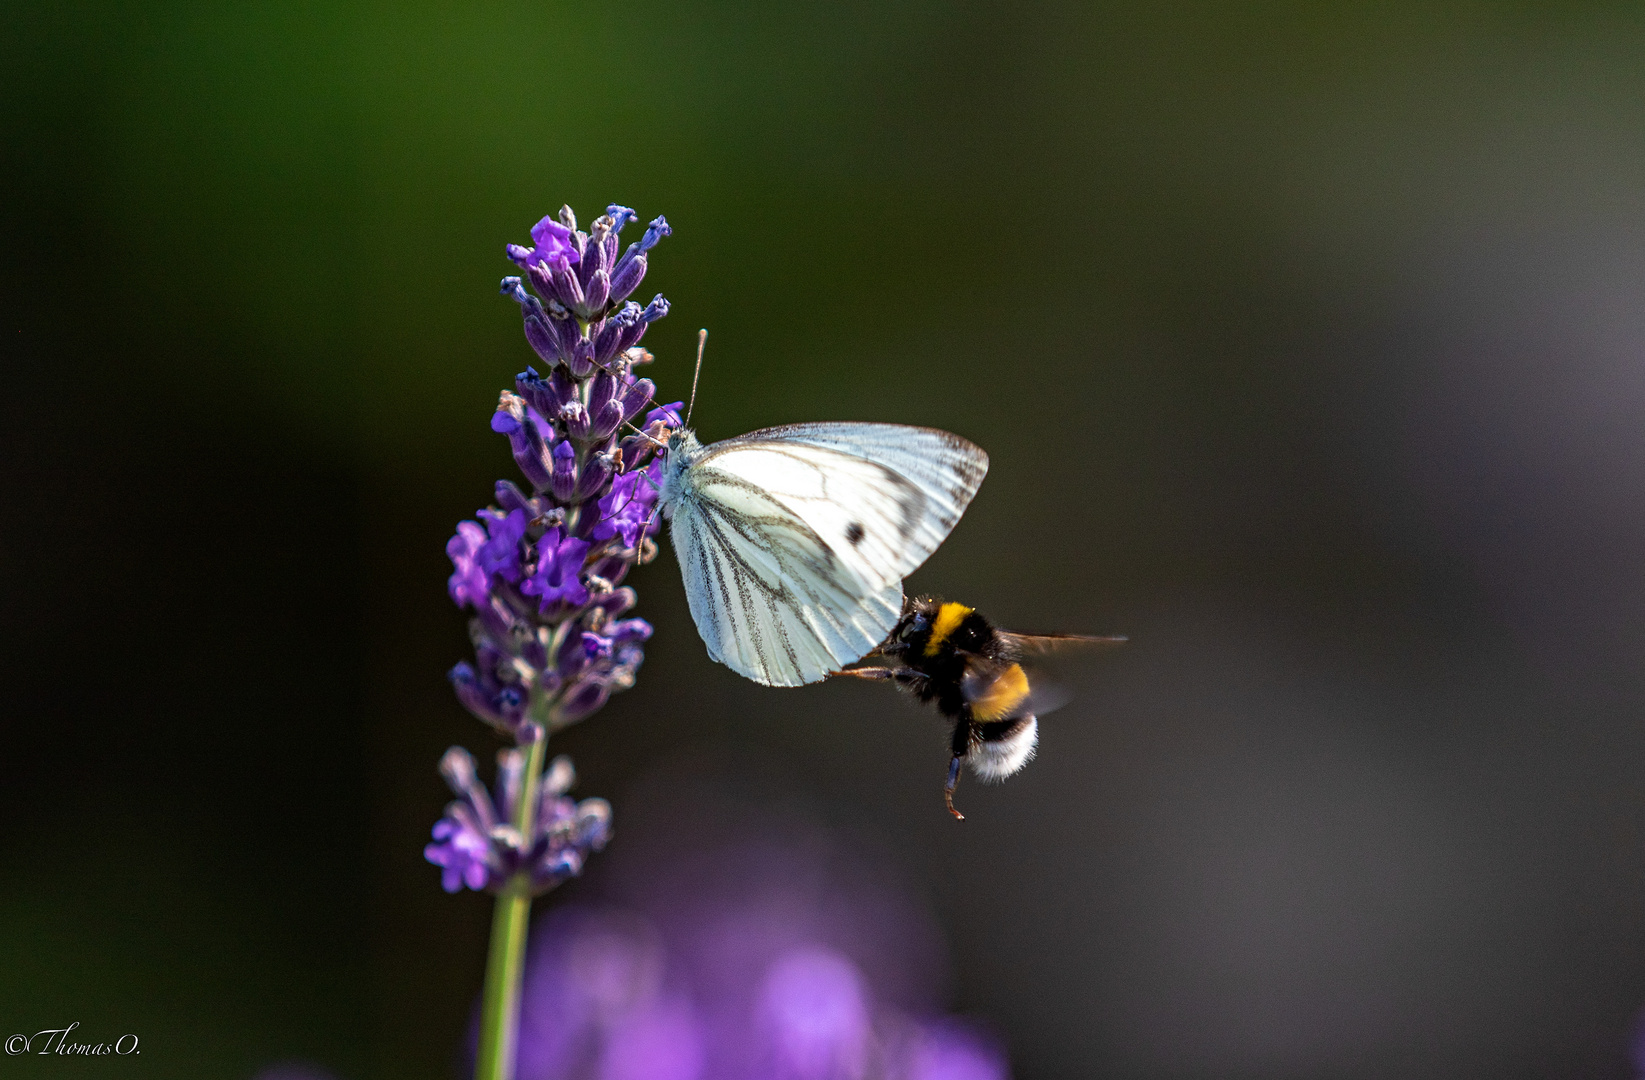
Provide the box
[960,657,1084,719]
[994,631,1127,657]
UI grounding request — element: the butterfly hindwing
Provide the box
[671,484,903,686]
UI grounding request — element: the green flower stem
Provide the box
[473,731,548,1080]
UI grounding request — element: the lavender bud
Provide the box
[492,392,554,492]
[589,399,625,441]
[606,205,637,233]
[499,276,542,316]
[542,754,576,797]
[526,262,558,306]
[558,680,611,726]
[620,378,656,423]
[439,745,481,795]
[496,746,526,822]
[522,316,558,365]
[558,205,577,231]
[641,294,670,322]
[581,218,610,282]
[587,369,617,417]
[545,366,575,411]
[639,215,672,251]
[607,217,668,296]
[495,479,532,515]
[559,400,591,440]
[575,452,612,500]
[549,313,580,361]
[583,268,611,314]
[567,336,596,379]
[515,367,560,421]
[592,318,624,365]
[618,432,658,471]
[549,440,578,502]
[608,252,647,305]
[550,259,585,311]
[450,665,508,732]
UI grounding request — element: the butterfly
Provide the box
[655,423,989,687]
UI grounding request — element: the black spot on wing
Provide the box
[845,522,865,546]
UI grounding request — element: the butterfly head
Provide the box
[655,428,704,513]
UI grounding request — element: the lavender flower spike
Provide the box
[437,204,674,1080]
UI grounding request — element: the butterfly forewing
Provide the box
[693,442,929,595]
[710,423,989,584]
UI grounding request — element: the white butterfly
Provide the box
[655,422,989,687]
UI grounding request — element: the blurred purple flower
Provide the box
[757,945,871,1080]
[889,1020,1010,1080]
[472,791,1012,1080]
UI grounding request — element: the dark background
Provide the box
[5,2,1645,1077]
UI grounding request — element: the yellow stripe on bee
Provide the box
[924,602,975,656]
[971,663,1031,721]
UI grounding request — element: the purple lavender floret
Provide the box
[503,204,670,335]
[425,742,611,896]
[522,526,592,612]
[431,204,682,896]
[591,462,663,549]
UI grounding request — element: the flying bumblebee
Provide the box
[831,596,1125,819]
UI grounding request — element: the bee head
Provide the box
[883,609,933,656]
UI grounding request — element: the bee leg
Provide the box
[826,667,897,681]
[943,756,965,820]
[944,718,973,820]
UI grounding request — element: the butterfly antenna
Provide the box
[685,328,707,428]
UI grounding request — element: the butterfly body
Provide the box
[839,597,1125,818]
[656,423,988,688]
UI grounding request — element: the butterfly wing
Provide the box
[669,423,988,687]
[697,423,989,592]
[670,484,905,686]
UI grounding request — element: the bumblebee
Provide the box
[832,596,1124,819]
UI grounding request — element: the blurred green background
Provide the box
[6,2,1645,1077]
